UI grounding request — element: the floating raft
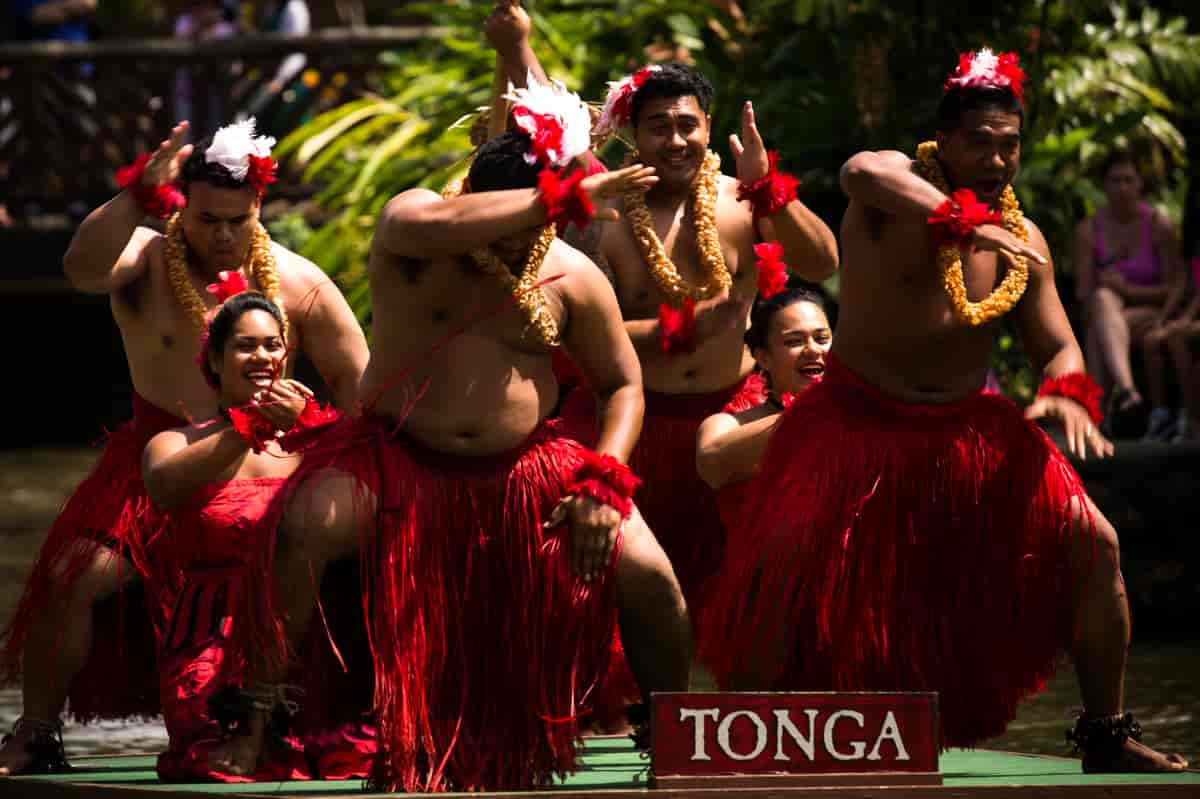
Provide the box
[8,738,1198,798]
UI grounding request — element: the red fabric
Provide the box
[0,393,186,721]
[538,167,595,231]
[565,451,641,519]
[736,152,800,220]
[657,299,696,355]
[570,372,766,724]
[1037,372,1104,426]
[928,188,1002,248]
[260,414,621,792]
[699,354,1095,748]
[753,241,788,298]
[156,479,374,783]
[116,153,186,218]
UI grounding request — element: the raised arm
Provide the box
[485,0,549,91]
[63,122,193,294]
[376,166,655,261]
[287,259,370,411]
[560,247,644,463]
[696,410,779,489]
[731,102,837,281]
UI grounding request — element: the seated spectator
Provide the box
[1074,151,1182,431]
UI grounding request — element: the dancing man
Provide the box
[700,49,1187,773]
[0,118,368,775]
[201,81,692,789]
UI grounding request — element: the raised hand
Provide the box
[253,379,314,432]
[544,494,623,583]
[729,101,769,184]
[972,224,1048,266]
[581,163,658,221]
[1025,395,1113,460]
[485,0,532,59]
[140,121,194,188]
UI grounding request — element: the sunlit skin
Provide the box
[634,96,710,195]
[934,108,1021,207]
[181,182,261,273]
[209,309,287,405]
[752,301,833,396]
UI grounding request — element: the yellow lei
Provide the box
[164,212,288,338]
[622,150,731,305]
[913,141,1029,326]
[441,175,561,347]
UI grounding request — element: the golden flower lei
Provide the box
[913,141,1029,326]
[622,149,731,305]
[164,212,288,339]
[442,177,561,347]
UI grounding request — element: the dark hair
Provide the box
[467,131,541,193]
[202,291,285,389]
[744,287,827,351]
[1100,149,1139,180]
[181,136,250,196]
[935,86,1023,133]
[631,63,714,128]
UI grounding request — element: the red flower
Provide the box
[538,167,595,231]
[206,270,249,302]
[995,52,1026,103]
[245,155,277,196]
[513,107,566,166]
[928,188,1002,248]
[658,299,696,355]
[754,241,789,298]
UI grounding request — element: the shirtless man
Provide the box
[700,49,1187,773]
[564,62,838,619]
[0,119,368,775]
[204,91,692,789]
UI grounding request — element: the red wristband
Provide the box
[227,405,277,454]
[1036,373,1104,425]
[538,167,595,231]
[753,241,788,298]
[928,188,1002,248]
[566,450,642,519]
[737,151,800,220]
[115,153,186,219]
[658,298,696,355]
[278,399,340,452]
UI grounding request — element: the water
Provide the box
[0,449,1196,762]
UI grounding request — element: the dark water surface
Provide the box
[1,449,1196,762]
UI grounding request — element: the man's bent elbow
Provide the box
[839,152,878,197]
[62,250,112,295]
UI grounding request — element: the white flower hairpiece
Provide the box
[505,73,592,168]
[205,118,276,182]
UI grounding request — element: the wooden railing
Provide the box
[0,27,438,216]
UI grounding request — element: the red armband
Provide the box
[566,450,642,519]
[753,241,789,298]
[278,399,341,453]
[1037,373,1103,425]
[115,153,186,219]
[658,298,696,355]
[538,167,595,231]
[737,151,800,220]
[928,188,1002,248]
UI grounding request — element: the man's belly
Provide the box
[832,332,993,404]
[640,332,756,395]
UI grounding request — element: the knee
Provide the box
[1072,501,1121,575]
[617,518,687,620]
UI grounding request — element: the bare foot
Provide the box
[1083,737,1189,774]
[206,713,267,778]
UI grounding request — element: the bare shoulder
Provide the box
[1021,216,1055,276]
[271,241,328,289]
[381,186,443,219]
[1149,207,1178,241]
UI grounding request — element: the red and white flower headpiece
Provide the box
[943,48,1026,104]
[505,74,592,168]
[594,64,662,139]
[206,117,278,195]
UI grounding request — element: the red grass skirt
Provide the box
[561,373,763,722]
[0,393,185,721]
[270,414,621,792]
[699,356,1093,748]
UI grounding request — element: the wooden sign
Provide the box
[651,692,941,790]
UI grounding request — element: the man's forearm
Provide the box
[382,189,547,260]
[840,153,946,219]
[767,201,838,282]
[593,383,644,464]
[498,42,548,89]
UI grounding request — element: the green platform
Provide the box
[8,739,1198,797]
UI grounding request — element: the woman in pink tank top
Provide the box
[1074,151,1181,432]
